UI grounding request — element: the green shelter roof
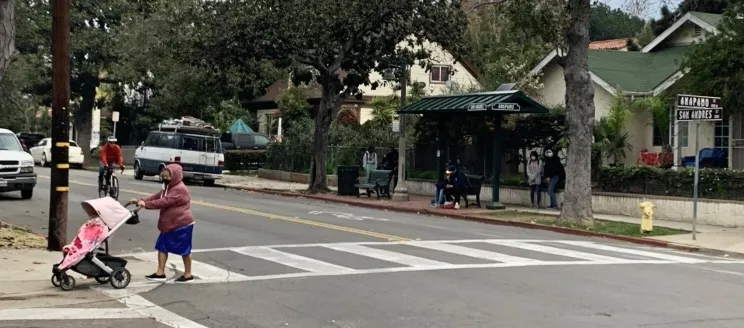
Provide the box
[589,46,690,93]
[398,90,549,115]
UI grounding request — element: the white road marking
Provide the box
[404,241,540,263]
[184,259,681,284]
[487,240,629,262]
[554,241,709,263]
[308,210,390,221]
[233,246,355,273]
[0,308,146,320]
[100,288,209,328]
[131,252,249,282]
[324,244,449,267]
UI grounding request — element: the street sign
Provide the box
[675,94,723,122]
[468,103,488,111]
[493,103,521,111]
[674,94,725,242]
[112,111,120,122]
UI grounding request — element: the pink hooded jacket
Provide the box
[142,164,194,232]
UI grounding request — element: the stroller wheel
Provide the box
[51,274,60,287]
[110,268,131,289]
[94,276,111,284]
[60,274,76,291]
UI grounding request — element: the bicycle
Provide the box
[99,164,124,200]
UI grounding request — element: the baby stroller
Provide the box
[51,197,141,291]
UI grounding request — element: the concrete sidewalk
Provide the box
[0,248,172,309]
[218,174,744,256]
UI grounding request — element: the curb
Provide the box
[218,184,734,256]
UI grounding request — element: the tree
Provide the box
[201,0,468,192]
[0,0,15,83]
[589,2,645,41]
[594,94,633,165]
[680,4,744,115]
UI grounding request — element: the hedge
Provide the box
[224,150,266,171]
[409,166,744,201]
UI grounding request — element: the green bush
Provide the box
[224,150,266,171]
[594,166,744,200]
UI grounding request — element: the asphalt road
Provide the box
[3,167,744,327]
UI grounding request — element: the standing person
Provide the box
[362,146,377,180]
[382,147,399,190]
[99,136,125,190]
[526,150,544,208]
[543,148,565,210]
[128,164,195,283]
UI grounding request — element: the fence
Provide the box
[263,143,519,180]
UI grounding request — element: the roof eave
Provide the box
[641,12,719,53]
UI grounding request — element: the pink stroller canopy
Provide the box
[81,197,131,229]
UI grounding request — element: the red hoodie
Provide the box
[142,164,194,232]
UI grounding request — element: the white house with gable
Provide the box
[529,12,738,168]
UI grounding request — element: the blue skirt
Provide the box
[154,224,194,256]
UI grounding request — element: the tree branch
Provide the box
[473,0,510,9]
[329,9,394,73]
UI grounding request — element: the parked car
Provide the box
[220,132,272,151]
[29,138,86,168]
[0,128,37,199]
[16,133,45,153]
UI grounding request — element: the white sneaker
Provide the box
[454,202,460,210]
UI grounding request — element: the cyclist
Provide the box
[99,136,125,190]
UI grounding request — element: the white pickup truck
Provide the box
[0,128,37,199]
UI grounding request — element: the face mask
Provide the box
[162,179,171,185]
[546,152,553,157]
[531,156,536,161]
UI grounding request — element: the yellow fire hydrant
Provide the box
[639,201,654,233]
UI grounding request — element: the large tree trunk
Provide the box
[308,79,342,193]
[75,75,99,166]
[559,0,594,224]
[0,0,15,83]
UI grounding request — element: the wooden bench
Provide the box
[354,170,392,199]
[462,175,484,208]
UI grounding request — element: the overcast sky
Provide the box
[603,0,683,19]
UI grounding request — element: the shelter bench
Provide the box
[462,174,484,208]
[355,169,393,199]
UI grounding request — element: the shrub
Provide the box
[224,150,266,171]
[593,166,744,200]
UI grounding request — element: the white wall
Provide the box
[666,23,707,47]
[537,63,615,119]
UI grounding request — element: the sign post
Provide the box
[112,111,119,138]
[675,94,723,240]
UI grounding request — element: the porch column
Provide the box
[487,114,506,210]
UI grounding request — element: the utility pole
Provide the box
[48,0,71,251]
[392,63,409,201]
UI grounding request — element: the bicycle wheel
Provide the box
[110,176,120,200]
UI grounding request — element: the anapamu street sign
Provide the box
[675,94,723,121]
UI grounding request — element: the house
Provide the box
[245,40,481,134]
[529,11,731,167]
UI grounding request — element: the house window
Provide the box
[678,121,689,147]
[430,65,451,84]
[693,25,703,37]
[652,120,669,146]
[715,119,730,151]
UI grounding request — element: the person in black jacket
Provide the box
[444,164,469,209]
[543,148,565,209]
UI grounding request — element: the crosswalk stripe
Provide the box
[233,247,355,273]
[324,244,449,267]
[486,241,628,262]
[404,241,541,263]
[132,252,249,281]
[553,241,708,263]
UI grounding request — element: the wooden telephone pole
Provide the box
[48,0,71,251]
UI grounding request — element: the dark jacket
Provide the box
[450,170,470,189]
[543,157,564,179]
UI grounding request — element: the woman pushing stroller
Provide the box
[127,164,195,283]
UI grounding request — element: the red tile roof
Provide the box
[589,39,629,50]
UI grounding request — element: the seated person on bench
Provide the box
[443,165,468,210]
[431,168,452,208]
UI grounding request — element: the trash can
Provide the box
[336,165,360,196]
